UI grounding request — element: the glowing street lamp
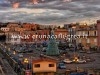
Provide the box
[72,26,76,58]
[5,46,7,48]
[8,48,10,51]
[24,58,29,70]
[73,57,79,63]
[13,51,16,55]
[24,58,29,64]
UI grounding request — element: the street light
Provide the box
[13,51,16,55]
[72,26,80,71]
[72,26,76,58]
[5,46,6,48]
[8,48,10,51]
[73,56,79,63]
[24,58,29,70]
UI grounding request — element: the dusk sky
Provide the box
[0,0,100,25]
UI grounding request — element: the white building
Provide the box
[1,27,10,32]
[5,31,21,44]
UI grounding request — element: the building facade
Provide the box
[32,57,57,75]
[76,24,97,48]
[0,27,10,32]
[23,23,37,31]
[97,20,100,47]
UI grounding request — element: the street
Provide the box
[0,42,100,74]
[0,53,17,75]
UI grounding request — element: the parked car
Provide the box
[77,59,86,63]
[42,47,47,52]
[18,54,23,58]
[86,51,93,54]
[58,62,66,69]
[79,50,86,53]
[63,59,73,64]
[86,58,91,62]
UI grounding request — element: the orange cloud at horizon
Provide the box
[63,0,72,2]
[12,2,20,8]
[32,0,39,4]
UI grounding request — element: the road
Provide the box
[0,53,17,75]
[65,52,100,69]
[0,42,100,74]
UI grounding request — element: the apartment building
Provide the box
[76,25,97,48]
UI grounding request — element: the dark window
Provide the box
[49,64,54,67]
[34,64,40,68]
[14,38,17,41]
[88,31,89,36]
[94,31,96,36]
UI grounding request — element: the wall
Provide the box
[33,61,56,73]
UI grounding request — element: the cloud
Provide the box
[0,0,100,24]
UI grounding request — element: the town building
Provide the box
[3,22,98,47]
[7,22,20,31]
[5,31,21,44]
[0,27,10,32]
[20,30,36,43]
[32,57,57,75]
[36,29,50,41]
[38,25,57,30]
[76,24,97,48]
[54,29,68,41]
[97,20,100,47]
[15,27,26,32]
[22,23,37,31]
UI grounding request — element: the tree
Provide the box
[57,26,61,29]
[37,26,40,30]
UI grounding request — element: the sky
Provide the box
[0,0,100,25]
